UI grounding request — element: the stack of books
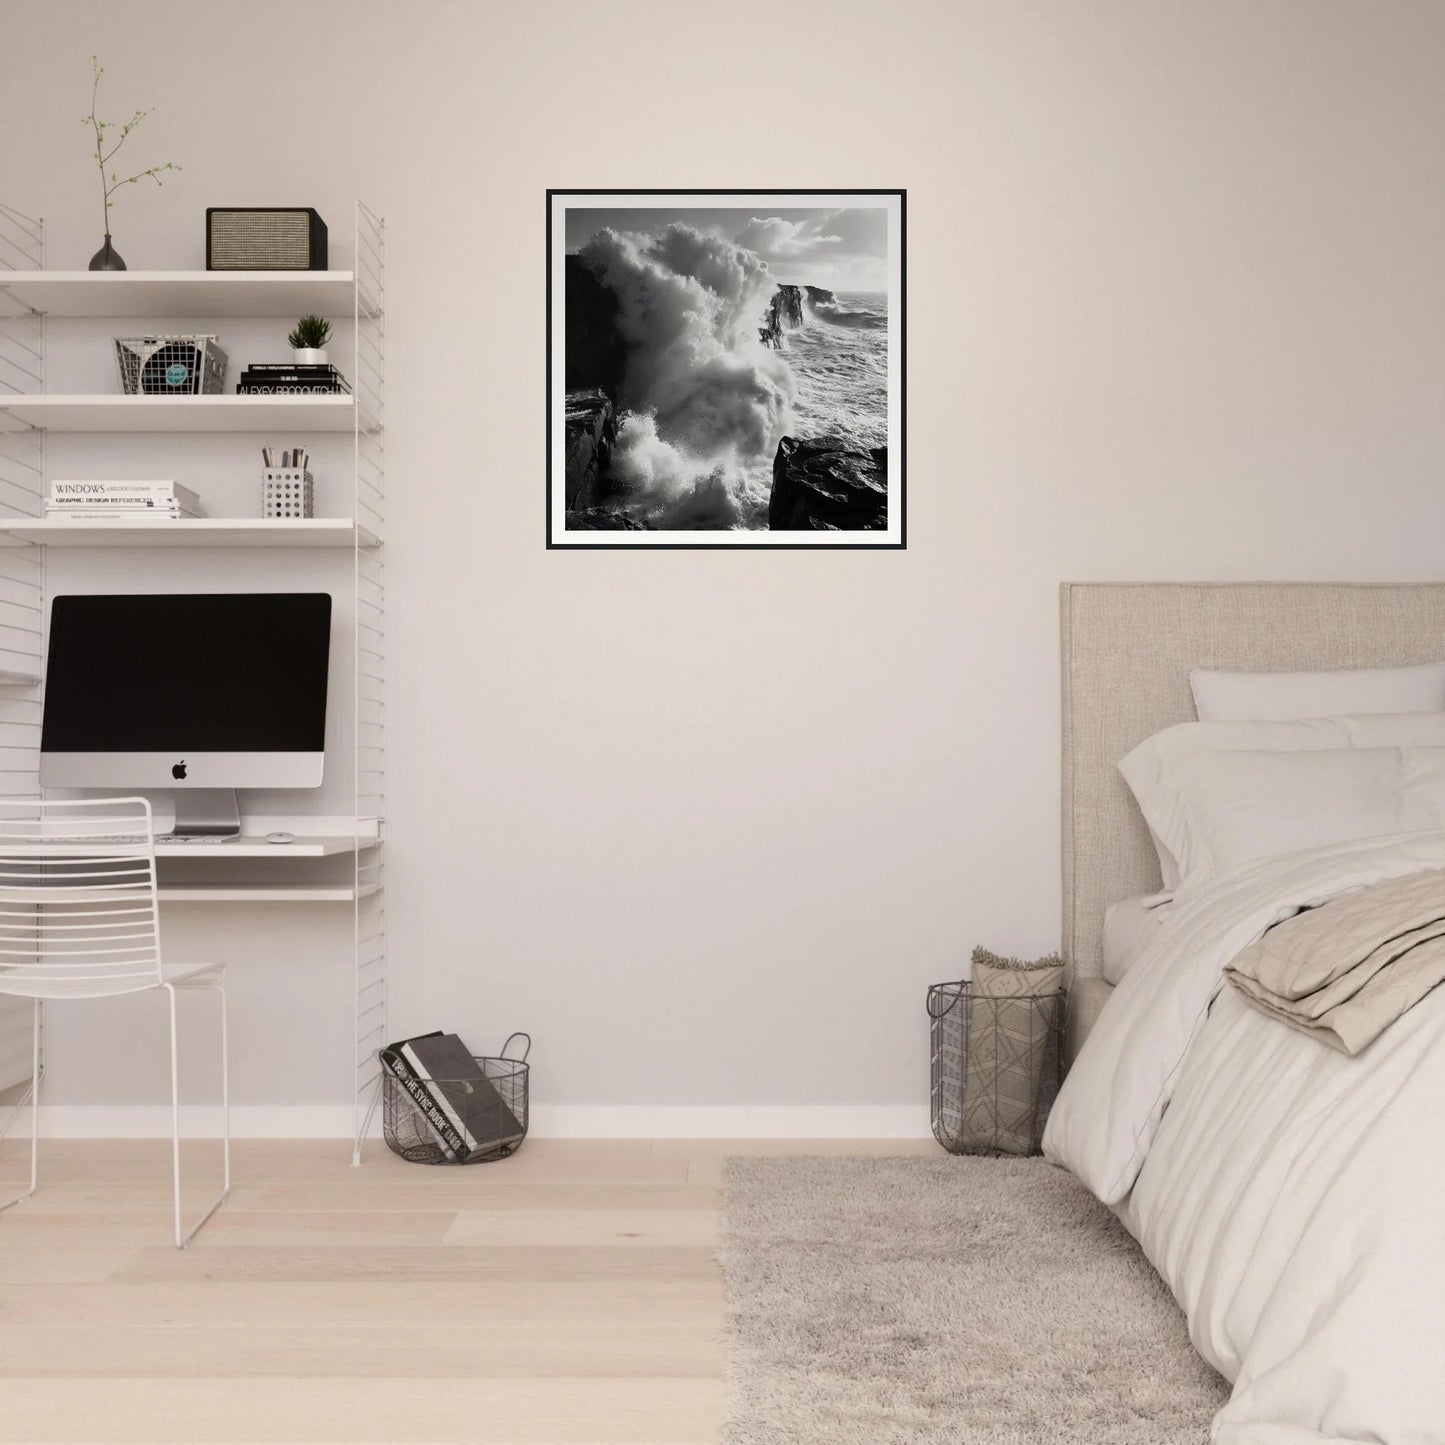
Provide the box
[47,480,204,520]
[382,1031,526,1163]
[236,363,351,396]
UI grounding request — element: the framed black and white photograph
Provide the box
[548,190,905,548]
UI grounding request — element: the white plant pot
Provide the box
[293,348,328,365]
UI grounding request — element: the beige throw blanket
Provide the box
[1225,866,1445,1054]
[960,948,1064,1155]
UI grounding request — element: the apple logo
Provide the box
[172,761,187,781]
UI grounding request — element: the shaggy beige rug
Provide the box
[720,1155,1228,1443]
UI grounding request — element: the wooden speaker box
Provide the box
[206,208,328,270]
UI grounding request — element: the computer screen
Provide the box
[40,592,332,790]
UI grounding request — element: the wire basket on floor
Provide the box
[381,1033,530,1165]
[928,981,1064,1156]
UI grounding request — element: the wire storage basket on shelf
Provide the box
[114,334,228,395]
[381,1033,530,1165]
[928,981,1064,1157]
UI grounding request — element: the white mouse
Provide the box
[266,831,295,845]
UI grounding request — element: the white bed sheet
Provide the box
[1046,832,1445,1443]
[1101,894,1164,984]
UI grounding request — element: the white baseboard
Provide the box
[530,1105,932,1138]
[25,1103,932,1140]
[32,1105,360,1139]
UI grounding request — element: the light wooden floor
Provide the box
[0,1137,936,1444]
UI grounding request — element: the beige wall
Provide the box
[4,0,1444,1125]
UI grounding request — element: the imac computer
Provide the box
[40,592,333,835]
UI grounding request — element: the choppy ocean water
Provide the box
[786,291,889,456]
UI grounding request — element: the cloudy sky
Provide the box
[563,206,890,290]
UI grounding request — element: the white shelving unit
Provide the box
[0,198,387,1164]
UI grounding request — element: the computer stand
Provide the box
[170,790,241,837]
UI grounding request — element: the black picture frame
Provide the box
[547,189,907,550]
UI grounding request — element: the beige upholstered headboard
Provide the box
[1061,581,1445,982]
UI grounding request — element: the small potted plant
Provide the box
[288,315,332,365]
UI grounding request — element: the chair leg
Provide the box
[352,1072,383,1167]
[164,981,231,1249]
[0,998,41,1214]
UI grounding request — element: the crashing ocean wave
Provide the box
[804,285,887,330]
[571,230,887,528]
[577,225,794,528]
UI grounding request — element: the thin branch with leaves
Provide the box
[83,56,180,236]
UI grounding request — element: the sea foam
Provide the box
[579,224,795,528]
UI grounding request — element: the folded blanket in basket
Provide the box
[1225,866,1445,1054]
[959,949,1064,1155]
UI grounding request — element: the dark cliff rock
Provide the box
[563,388,616,511]
[759,284,805,347]
[565,507,650,531]
[565,255,626,399]
[768,436,888,531]
[804,285,835,307]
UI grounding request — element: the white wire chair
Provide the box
[0,796,229,1247]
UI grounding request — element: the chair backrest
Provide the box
[0,797,162,1000]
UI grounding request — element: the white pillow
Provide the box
[1135,746,1445,898]
[1190,661,1445,722]
[1119,712,1445,894]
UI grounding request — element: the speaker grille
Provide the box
[208,211,319,270]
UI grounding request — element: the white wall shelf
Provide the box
[0,394,358,433]
[0,270,365,319]
[0,518,379,549]
[158,883,380,903]
[157,834,366,859]
[1,835,368,860]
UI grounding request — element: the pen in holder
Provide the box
[262,467,314,519]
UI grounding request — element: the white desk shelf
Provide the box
[0,270,367,319]
[156,834,367,859]
[0,394,359,433]
[0,835,371,860]
[158,883,380,904]
[0,518,379,549]
[0,198,387,1164]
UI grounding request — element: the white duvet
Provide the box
[1044,832,1445,1444]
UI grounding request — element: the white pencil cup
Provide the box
[262,468,314,519]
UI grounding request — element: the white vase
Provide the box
[293,348,328,365]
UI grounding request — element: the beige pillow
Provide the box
[959,949,1065,1156]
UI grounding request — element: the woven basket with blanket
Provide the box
[928,949,1065,1156]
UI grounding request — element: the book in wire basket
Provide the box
[380,1032,530,1164]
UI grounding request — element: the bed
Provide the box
[1046,581,1445,1445]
